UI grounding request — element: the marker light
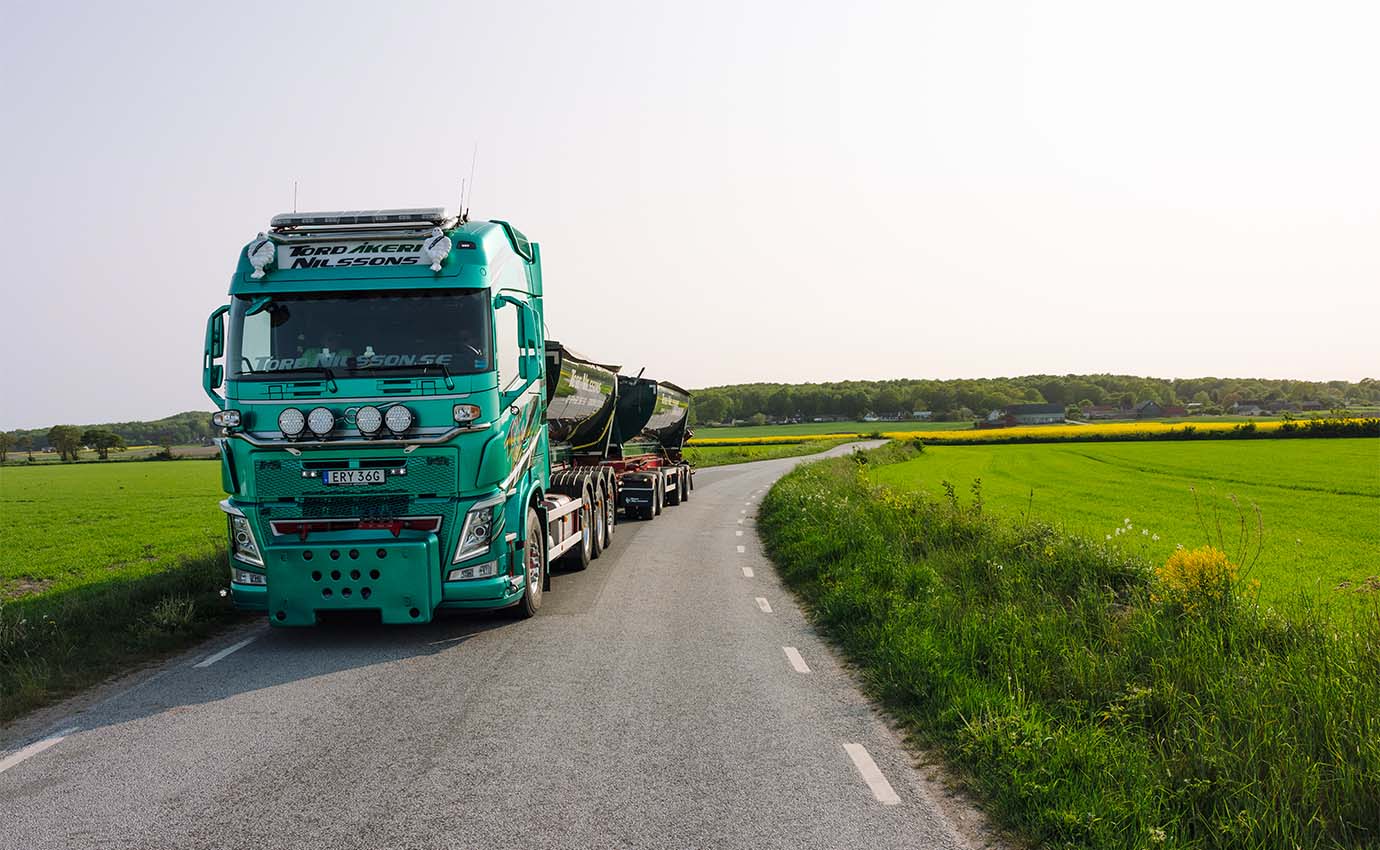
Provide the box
[247,232,275,279]
[356,405,383,435]
[278,407,306,438]
[453,404,481,424]
[384,405,414,434]
[212,409,242,428]
[447,561,499,582]
[307,407,335,437]
[425,227,452,272]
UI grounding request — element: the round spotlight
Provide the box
[384,405,414,434]
[278,407,306,438]
[307,406,335,437]
[356,405,383,435]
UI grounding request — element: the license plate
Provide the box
[322,469,385,486]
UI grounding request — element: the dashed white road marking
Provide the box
[843,743,901,805]
[755,597,773,613]
[193,636,257,669]
[740,509,747,514]
[735,530,744,536]
[0,727,78,775]
[736,545,746,553]
[737,518,744,525]
[742,567,754,577]
[783,646,811,673]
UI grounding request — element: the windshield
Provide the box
[229,289,492,379]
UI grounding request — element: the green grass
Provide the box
[0,461,227,597]
[761,443,1380,849]
[684,438,855,467]
[696,420,968,437]
[0,461,243,722]
[869,439,1380,615]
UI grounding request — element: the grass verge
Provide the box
[683,437,854,467]
[759,441,1380,850]
[1,549,246,724]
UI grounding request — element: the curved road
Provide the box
[1,444,992,850]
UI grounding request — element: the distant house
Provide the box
[1162,405,1188,417]
[1232,400,1266,416]
[1082,404,1126,421]
[1299,401,1324,411]
[1135,400,1165,419]
[1264,401,1298,414]
[912,410,933,421]
[984,403,1065,428]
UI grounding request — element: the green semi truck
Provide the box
[203,208,691,625]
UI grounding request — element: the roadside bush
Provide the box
[760,444,1380,850]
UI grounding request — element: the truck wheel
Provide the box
[665,472,681,506]
[653,477,663,516]
[562,499,592,571]
[590,487,605,560]
[679,466,690,502]
[602,481,616,547]
[514,507,543,618]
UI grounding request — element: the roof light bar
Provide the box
[270,208,449,229]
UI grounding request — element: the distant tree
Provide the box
[839,390,869,420]
[81,429,126,461]
[47,425,83,462]
[1192,390,1211,405]
[748,412,767,426]
[874,388,901,417]
[0,431,11,462]
[695,395,729,425]
[16,433,33,461]
[766,389,794,420]
[1065,404,1082,420]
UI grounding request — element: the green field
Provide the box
[0,461,225,599]
[696,419,967,437]
[871,438,1380,613]
[684,438,856,467]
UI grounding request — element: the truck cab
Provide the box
[204,209,552,625]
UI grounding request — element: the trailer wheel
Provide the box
[653,476,664,516]
[562,492,593,571]
[665,470,682,506]
[602,480,616,547]
[590,485,605,560]
[513,507,544,618]
[679,465,690,502]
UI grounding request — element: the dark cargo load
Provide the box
[544,341,619,453]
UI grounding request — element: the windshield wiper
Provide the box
[360,362,455,390]
[251,366,339,392]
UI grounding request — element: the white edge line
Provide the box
[755,597,773,613]
[0,726,79,775]
[783,646,811,673]
[193,636,257,669]
[844,743,901,805]
[742,566,754,577]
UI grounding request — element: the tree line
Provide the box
[688,375,1380,425]
[0,411,215,462]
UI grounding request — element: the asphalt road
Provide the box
[1,443,993,850]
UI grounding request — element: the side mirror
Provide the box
[203,305,230,405]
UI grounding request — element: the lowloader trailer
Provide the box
[202,207,691,625]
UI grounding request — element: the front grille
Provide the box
[253,454,455,499]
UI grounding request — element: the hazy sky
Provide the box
[2,1,1376,429]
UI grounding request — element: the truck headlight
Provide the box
[453,501,503,563]
[447,561,499,581]
[228,514,264,566]
[453,404,481,424]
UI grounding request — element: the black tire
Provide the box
[653,476,663,516]
[665,470,682,506]
[513,507,544,618]
[602,481,616,548]
[590,486,605,561]
[561,492,592,571]
[679,466,690,502]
